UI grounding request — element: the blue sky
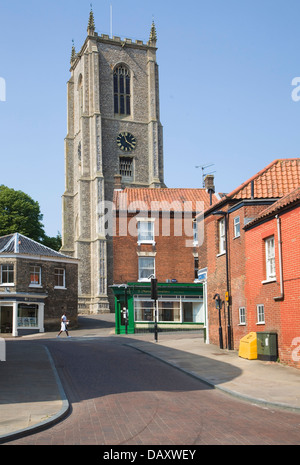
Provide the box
[0,0,300,236]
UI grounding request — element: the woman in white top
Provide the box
[57,314,71,337]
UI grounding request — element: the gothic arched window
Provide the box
[113,65,130,115]
[78,74,83,115]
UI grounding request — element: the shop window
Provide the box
[134,300,154,321]
[1,264,14,285]
[158,301,180,322]
[17,304,38,327]
[182,301,203,323]
[134,298,203,323]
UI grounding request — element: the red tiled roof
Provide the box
[244,186,300,228]
[231,158,300,200]
[113,188,218,212]
[205,158,300,213]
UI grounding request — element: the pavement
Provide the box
[1,314,300,443]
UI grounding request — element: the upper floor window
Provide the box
[138,257,155,281]
[234,216,240,238]
[265,236,276,280]
[239,307,246,325]
[55,268,66,288]
[138,220,155,244]
[219,218,226,254]
[114,65,131,115]
[257,304,265,324]
[1,264,14,285]
[30,266,41,286]
[193,220,198,245]
[194,256,199,280]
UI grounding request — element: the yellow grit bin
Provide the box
[239,332,257,360]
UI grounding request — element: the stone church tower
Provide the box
[61,10,165,313]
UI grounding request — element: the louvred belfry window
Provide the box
[114,66,131,115]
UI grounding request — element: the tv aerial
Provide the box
[195,163,216,187]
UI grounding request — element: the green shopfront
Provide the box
[111,282,206,335]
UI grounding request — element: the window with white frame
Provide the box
[1,264,14,285]
[193,220,198,244]
[137,220,155,243]
[54,268,66,288]
[138,257,155,281]
[219,218,226,254]
[239,307,246,325]
[194,256,199,280]
[134,297,203,323]
[234,216,240,238]
[265,236,276,280]
[29,266,41,286]
[257,304,265,324]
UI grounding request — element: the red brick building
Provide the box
[197,158,300,355]
[112,184,217,333]
[244,187,300,368]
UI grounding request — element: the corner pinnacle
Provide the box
[87,5,95,35]
[149,20,157,44]
[70,40,76,63]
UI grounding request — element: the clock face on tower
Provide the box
[117,132,136,152]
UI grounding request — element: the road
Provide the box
[7,333,300,446]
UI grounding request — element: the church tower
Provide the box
[61,10,165,313]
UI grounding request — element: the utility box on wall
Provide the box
[256,332,278,361]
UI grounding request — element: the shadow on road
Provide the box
[0,314,242,407]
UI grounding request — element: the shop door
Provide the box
[0,306,13,333]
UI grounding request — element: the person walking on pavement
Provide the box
[57,314,71,337]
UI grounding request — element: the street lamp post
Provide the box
[118,284,128,334]
[214,293,223,349]
[151,277,158,342]
[213,211,232,350]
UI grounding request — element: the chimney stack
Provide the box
[204,175,215,205]
[114,174,122,191]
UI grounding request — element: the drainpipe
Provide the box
[274,214,284,301]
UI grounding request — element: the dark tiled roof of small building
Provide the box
[0,233,75,259]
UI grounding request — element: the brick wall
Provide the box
[113,213,197,284]
[245,205,300,368]
[198,202,272,349]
